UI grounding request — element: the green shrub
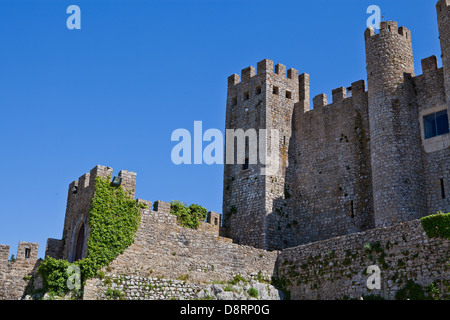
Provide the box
[247,287,259,298]
[170,201,207,229]
[420,211,450,240]
[395,280,427,300]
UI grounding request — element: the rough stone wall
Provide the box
[437,0,450,102]
[276,219,449,300]
[272,80,374,248]
[414,60,450,216]
[83,273,283,300]
[223,59,300,250]
[89,202,278,288]
[0,242,40,300]
[365,21,427,227]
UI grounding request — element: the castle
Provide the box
[223,2,450,250]
[0,1,448,300]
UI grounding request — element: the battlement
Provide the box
[364,21,411,42]
[0,242,38,263]
[421,55,439,73]
[311,80,367,110]
[67,165,137,199]
[228,59,299,87]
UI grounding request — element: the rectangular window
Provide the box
[256,86,262,95]
[231,97,237,106]
[423,110,450,139]
[243,91,250,101]
[273,86,279,95]
[25,248,30,259]
[286,90,292,99]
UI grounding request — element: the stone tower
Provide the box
[437,0,450,103]
[45,165,137,261]
[365,21,427,227]
[222,59,304,249]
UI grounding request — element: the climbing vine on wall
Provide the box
[37,175,142,296]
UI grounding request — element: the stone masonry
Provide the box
[0,1,449,301]
[223,0,450,250]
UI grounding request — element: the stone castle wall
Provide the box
[276,219,449,300]
[0,242,39,300]
[82,201,279,301]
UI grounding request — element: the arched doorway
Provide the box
[74,223,85,261]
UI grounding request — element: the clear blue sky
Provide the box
[0,0,442,258]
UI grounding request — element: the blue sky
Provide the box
[0,0,442,258]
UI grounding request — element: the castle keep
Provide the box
[0,1,449,300]
[223,0,450,250]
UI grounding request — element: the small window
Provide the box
[243,91,250,101]
[214,217,219,225]
[286,90,292,99]
[243,158,249,170]
[25,248,30,259]
[273,86,279,95]
[350,200,354,219]
[423,110,450,139]
[441,178,446,199]
[256,86,262,95]
[231,97,237,106]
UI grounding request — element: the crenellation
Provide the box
[1,1,449,301]
[153,200,171,215]
[275,63,286,76]
[332,87,347,103]
[228,74,240,87]
[313,93,327,109]
[241,66,256,81]
[288,68,299,80]
[0,245,10,262]
[257,59,273,75]
[422,56,439,73]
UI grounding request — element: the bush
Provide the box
[170,201,207,229]
[420,211,450,240]
[395,280,428,300]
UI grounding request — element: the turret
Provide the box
[365,21,427,227]
[437,0,450,102]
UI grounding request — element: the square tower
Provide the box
[222,59,305,249]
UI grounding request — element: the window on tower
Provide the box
[423,109,450,139]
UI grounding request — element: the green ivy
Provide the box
[420,211,450,240]
[37,175,142,297]
[170,200,207,229]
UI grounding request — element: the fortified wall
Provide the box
[0,0,449,301]
[223,0,450,251]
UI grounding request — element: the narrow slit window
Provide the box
[256,86,262,95]
[243,157,249,170]
[441,178,446,199]
[243,91,250,101]
[350,200,354,219]
[25,248,30,259]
